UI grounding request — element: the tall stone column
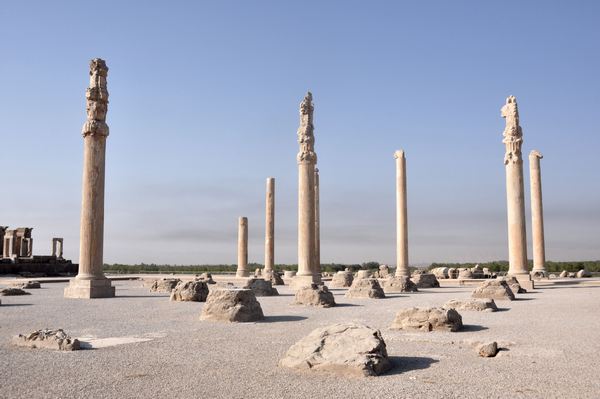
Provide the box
[314,168,322,283]
[501,96,529,280]
[65,58,115,299]
[292,92,318,289]
[394,150,409,277]
[236,217,249,278]
[529,150,546,274]
[264,178,275,277]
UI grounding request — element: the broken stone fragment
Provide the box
[13,329,80,351]
[293,284,336,307]
[477,342,498,357]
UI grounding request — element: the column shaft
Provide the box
[264,178,275,273]
[395,150,409,277]
[529,151,546,272]
[237,217,249,277]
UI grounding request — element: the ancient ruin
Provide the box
[236,217,249,277]
[264,178,275,279]
[293,284,336,307]
[64,58,115,299]
[390,307,463,332]
[12,329,80,351]
[314,168,321,283]
[394,150,409,278]
[345,278,386,299]
[170,280,209,302]
[472,280,515,301]
[292,92,318,289]
[200,288,264,322]
[529,150,547,276]
[443,298,498,312]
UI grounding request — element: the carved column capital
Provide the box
[82,58,110,138]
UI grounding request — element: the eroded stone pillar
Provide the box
[292,92,318,289]
[236,217,249,277]
[264,178,275,277]
[529,150,546,274]
[394,150,409,277]
[65,58,115,299]
[501,96,530,281]
[314,168,322,283]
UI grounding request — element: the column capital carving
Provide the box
[529,150,543,160]
[297,91,317,164]
[82,58,110,138]
[394,149,405,160]
[501,95,523,165]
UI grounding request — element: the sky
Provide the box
[1,1,599,265]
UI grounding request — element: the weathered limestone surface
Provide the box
[576,269,592,278]
[355,270,371,280]
[196,273,216,284]
[0,288,31,296]
[236,217,249,278]
[458,269,473,279]
[314,168,321,283]
[200,288,264,322]
[411,272,440,288]
[64,58,115,299]
[13,329,80,351]
[448,268,459,279]
[329,270,353,288]
[443,298,498,312]
[294,284,336,307]
[390,307,463,332]
[264,177,275,277]
[150,278,181,293]
[380,276,418,293]
[378,265,391,278]
[284,271,297,279]
[478,342,499,358]
[559,270,569,278]
[499,276,526,294]
[12,280,41,289]
[292,92,318,289]
[346,278,385,299]
[431,267,449,279]
[170,280,209,302]
[472,280,515,301]
[529,150,546,275]
[501,96,529,278]
[279,323,392,377]
[394,150,409,277]
[243,278,279,296]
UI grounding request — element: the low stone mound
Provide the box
[477,342,498,357]
[12,281,41,289]
[531,270,547,279]
[576,269,592,278]
[150,278,181,293]
[378,265,391,278]
[390,307,463,332]
[499,276,526,293]
[283,271,296,279]
[380,276,418,293]
[471,265,484,278]
[458,269,473,279]
[170,280,209,302]
[329,270,353,288]
[294,284,336,307]
[443,298,498,312]
[559,270,569,278]
[279,322,392,377]
[411,273,440,288]
[200,288,264,322]
[243,278,279,296]
[263,271,285,286]
[448,268,459,279]
[0,288,31,296]
[568,272,576,278]
[355,270,372,280]
[345,278,385,299]
[13,329,80,351]
[196,273,216,284]
[471,280,515,301]
[431,267,449,279]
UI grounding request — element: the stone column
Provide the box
[501,96,530,281]
[292,92,318,289]
[529,150,546,274]
[236,217,249,277]
[314,168,322,282]
[65,58,115,299]
[394,150,409,277]
[264,178,275,277]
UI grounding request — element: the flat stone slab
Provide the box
[293,284,336,307]
[443,298,498,312]
[11,281,41,289]
[0,288,31,296]
[380,276,418,293]
[390,307,463,332]
[200,288,264,322]
[329,271,353,288]
[279,322,392,377]
[345,278,385,299]
[12,329,80,351]
[472,280,515,301]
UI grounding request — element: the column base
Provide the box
[64,278,115,299]
[507,273,535,291]
[290,275,317,290]
[236,271,250,278]
[530,269,548,279]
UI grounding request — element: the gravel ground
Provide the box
[1,278,598,399]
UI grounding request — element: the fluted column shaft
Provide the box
[529,151,546,272]
[264,178,275,274]
[236,217,249,277]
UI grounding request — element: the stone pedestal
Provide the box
[529,150,546,275]
[236,217,249,278]
[501,96,529,278]
[264,178,275,278]
[394,150,409,277]
[65,58,114,299]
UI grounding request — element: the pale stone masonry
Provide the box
[236,217,249,278]
[314,168,321,283]
[529,150,546,275]
[65,58,115,299]
[264,178,275,277]
[292,92,318,289]
[394,150,409,277]
[501,96,529,279]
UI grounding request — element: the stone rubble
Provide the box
[293,284,336,307]
[200,288,264,322]
[12,329,80,351]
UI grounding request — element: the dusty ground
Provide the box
[1,277,599,399]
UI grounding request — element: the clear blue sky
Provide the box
[1,1,599,265]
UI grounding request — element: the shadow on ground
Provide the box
[0,303,33,307]
[262,315,308,323]
[457,325,489,332]
[385,356,439,375]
